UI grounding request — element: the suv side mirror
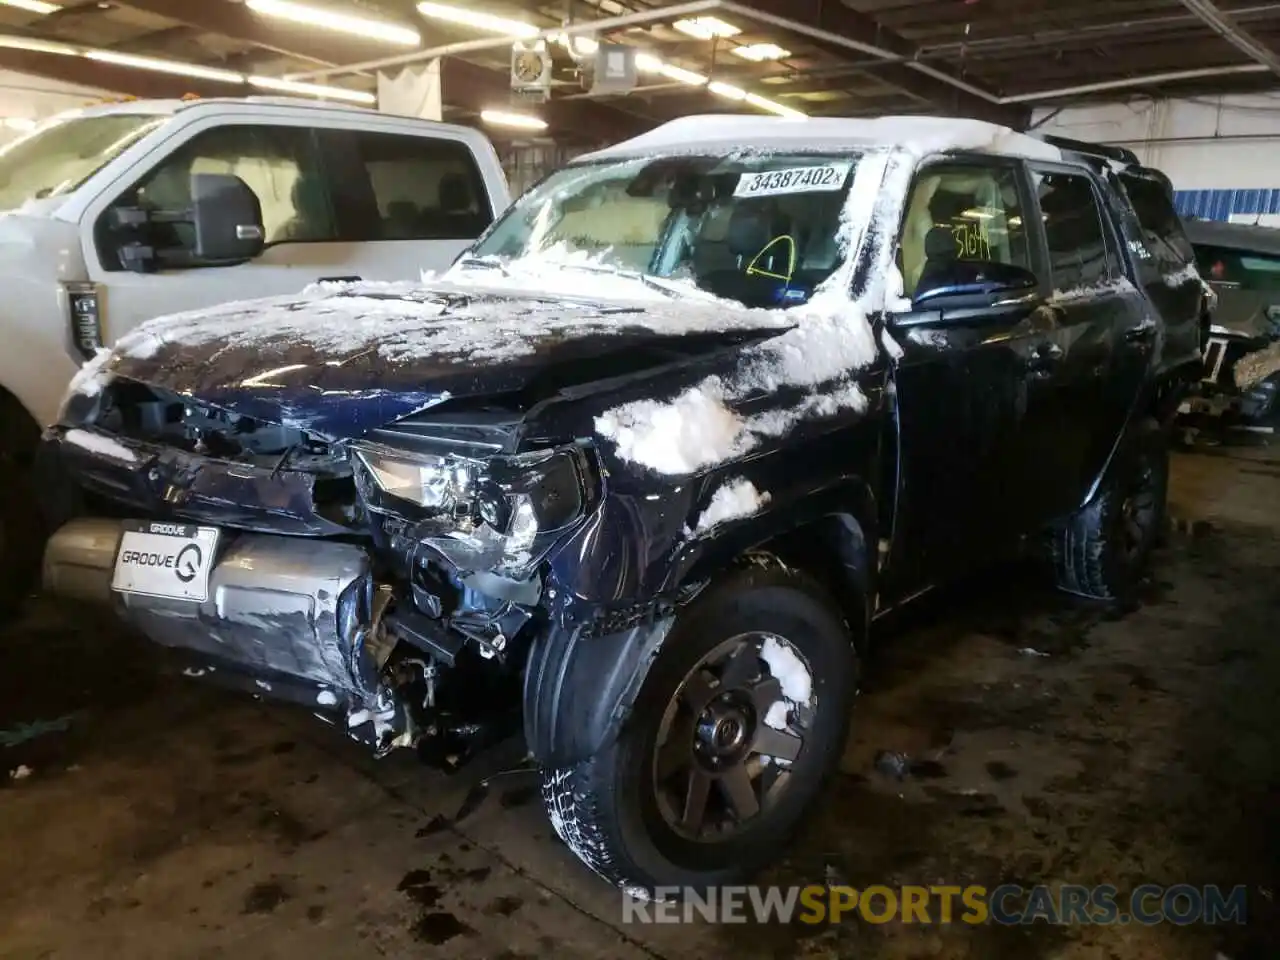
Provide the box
[912,261,1039,311]
[191,173,265,262]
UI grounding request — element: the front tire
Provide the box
[1051,417,1169,601]
[540,565,858,893]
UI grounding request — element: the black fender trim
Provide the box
[523,617,673,768]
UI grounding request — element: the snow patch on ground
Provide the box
[64,428,136,463]
[695,478,770,532]
[761,635,813,706]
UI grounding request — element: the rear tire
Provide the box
[0,396,43,619]
[540,564,858,894]
[1051,417,1168,601]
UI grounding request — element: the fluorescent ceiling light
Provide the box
[480,108,547,131]
[708,80,746,100]
[672,16,739,40]
[732,42,790,62]
[2,116,36,131]
[85,51,245,84]
[743,92,806,118]
[246,0,420,47]
[0,0,60,14]
[416,2,538,38]
[248,74,376,104]
[657,62,707,86]
[0,33,76,54]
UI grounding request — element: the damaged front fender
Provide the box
[523,617,674,768]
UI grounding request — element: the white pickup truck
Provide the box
[0,95,510,612]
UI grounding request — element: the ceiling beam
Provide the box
[0,47,238,99]
[1176,0,1280,75]
[731,0,1026,126]
[113,0,654,141]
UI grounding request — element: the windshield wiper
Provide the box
[552,261,692,299]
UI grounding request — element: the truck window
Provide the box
[1119,173,1195,270]
[348,131,492,241]
[117,125,336,257]
[1032,171,1112,290]
[899,163,1030,297]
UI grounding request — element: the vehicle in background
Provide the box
[0,96,509,612]
[1182,218,1280,431]
[38,116,1202,893]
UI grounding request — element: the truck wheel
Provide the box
[1051,417,1168,601]
[540,565,857,894]
[0,395,42,618]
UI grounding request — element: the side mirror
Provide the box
[912,260,1039,311]
[191,173,265,262]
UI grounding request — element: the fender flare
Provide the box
[524,476,877,769]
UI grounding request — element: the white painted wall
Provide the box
[1031,93,1280,189]
[0,69,108,145]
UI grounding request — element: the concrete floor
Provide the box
[1,444,1277,960]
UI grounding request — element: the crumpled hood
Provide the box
[100,281,794,440]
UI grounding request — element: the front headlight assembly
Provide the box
[351,441,595,579]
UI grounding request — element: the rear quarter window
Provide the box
[1120,173,1195,271]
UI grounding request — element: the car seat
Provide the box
[275,174,331,243]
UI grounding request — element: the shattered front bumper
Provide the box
[41,518,402,740]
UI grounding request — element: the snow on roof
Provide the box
[580,114,1062,164]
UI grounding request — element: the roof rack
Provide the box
[1036,134,1139,167]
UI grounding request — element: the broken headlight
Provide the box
[351,441,593,579]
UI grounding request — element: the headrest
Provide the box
[925,225,957,260]
[727,204,773,256]
[438,173,472,213]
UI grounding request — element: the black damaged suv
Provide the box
[39,117,1204,893]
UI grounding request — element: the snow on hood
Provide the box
[109,276,791,370]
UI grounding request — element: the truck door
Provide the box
[83,121,367,347]
[1022,164,1154,518]
[884,158,1055,590]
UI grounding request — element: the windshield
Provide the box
[0,114,166,212]
[466,152,861,308]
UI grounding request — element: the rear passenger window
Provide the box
[351,132,493,240]
[1120,173,1194,270]
[1032,171,1113,290]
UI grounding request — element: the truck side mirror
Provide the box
[191,173,265,262]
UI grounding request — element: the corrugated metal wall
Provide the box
[1175,189,1280,222]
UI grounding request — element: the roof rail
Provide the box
[1036,134,1139,167]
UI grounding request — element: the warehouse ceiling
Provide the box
[1,0,1279,142]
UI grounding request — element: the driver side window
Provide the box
[899,163,1031,298]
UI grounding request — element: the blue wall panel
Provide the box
[1175,188,1280,221]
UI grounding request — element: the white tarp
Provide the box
[376,60,442,121]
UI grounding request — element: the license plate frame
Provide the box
[111,522,220,603]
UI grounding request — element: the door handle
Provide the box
[318,275,362,284]
[1126,323,1157,343]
